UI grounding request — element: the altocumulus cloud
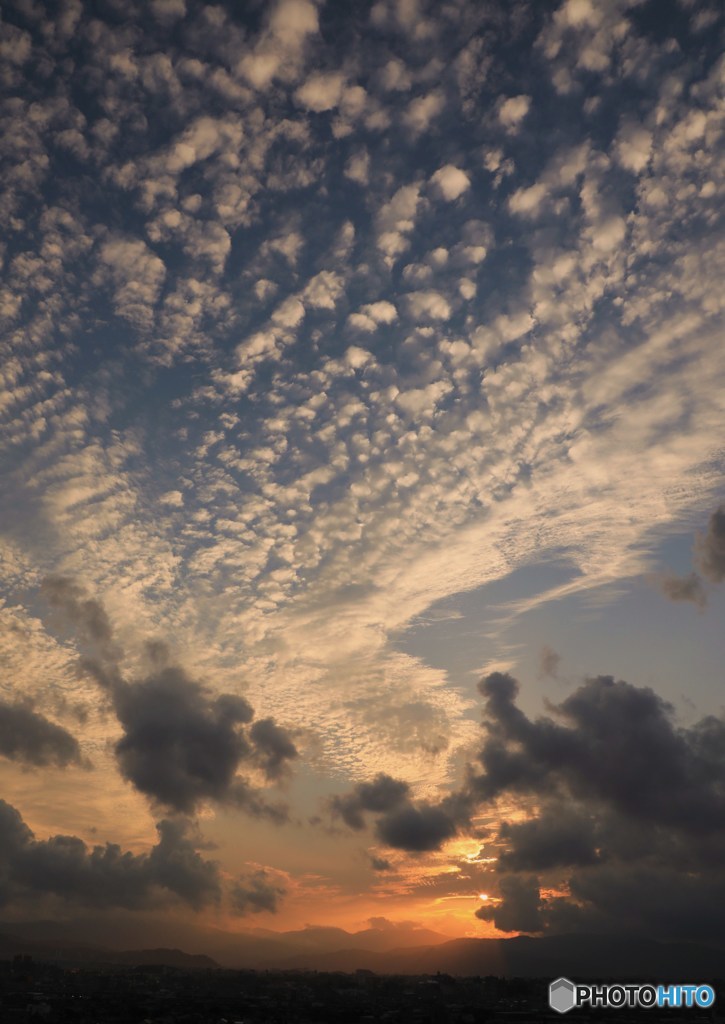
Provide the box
[42,577,298,817]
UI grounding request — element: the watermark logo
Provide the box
[548,978,716,1014]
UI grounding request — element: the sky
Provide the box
[0,0,724,949]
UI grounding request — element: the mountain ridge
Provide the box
[1,927,723,978]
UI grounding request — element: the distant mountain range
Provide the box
[1,922,722,979]
[0,932,217,971]
[268,933,725,980]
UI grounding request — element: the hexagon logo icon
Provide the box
[549,977,576,1014]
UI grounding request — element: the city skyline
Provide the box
[1,0,724,950]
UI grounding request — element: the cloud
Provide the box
[378,58,411,92]
[654,506,725,606]
[344,149,370,185]
[498,806,599,872]
[303,271,345,310]
[0,699,84,768]
[295,71,346,112]
[657,571,706,608]
[0,800,221,912]
[615,119,653,174]
[475,874,542,933]
[430,165,471,202]
[498,95,531,131]
[464,670,725,940]
[42,576,116,651]
[347,300,398,332]
[230,869,286,915]
[97,236,166,329]
[375,801,459,853]
[330,773,410,830]
[695,505,725,582]
[3,0,725,942]
[507,182,549,216]
[250,717,299,780]
[376,182,422,260]
[42,579,296,817]
[238,0,319,89]
[369,854,392,871]
[404,290,451,321]
[150,0,186,23]
[330,773,465,853]
[470,672,725,832]
[110,664,258,815]
[403,91,445,134]
[538,645,561,679]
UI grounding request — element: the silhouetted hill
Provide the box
[274,933,725,979]
[0,931,217,970]
[2,924,722,979]
[0,918,448,968]
[109,948,218,969]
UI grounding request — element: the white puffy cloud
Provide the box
[508,182,549,216]
[361,301,398,324]
[294,72,346,112]
[405,290,452,321]
[271,296,306,328]
[403,91,445,134]
[498,95,531,130]
[303,271,345,310]
[347,301,398,332]
[345,149,370,185]
[430,164,471,201]
[159,490,185,507]
[378,58,412,92]
[238,0,319,89]
[98,237,166,329]
[615,120,653,174]
[375,182,423,262]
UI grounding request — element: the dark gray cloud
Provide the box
[42,578,297,816]
[42,575,117,650]
[331,773,466,853]
[330,773,410,831]
[0,699,85,768]
[470,672,725,833]
[475,874,542,934]
[0,799,220,912]
[498,806,599,872]
[112,663,256,814]
[657,571,706,607]
[655,505,725,606]
[467,671,725,941]
[249,717,299,780]
[538,645,560,679]
[230,870,286,915]
[695,504,725,582]
[375,800,460,853]
[369,855,392,872]
[565,862,725,943]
